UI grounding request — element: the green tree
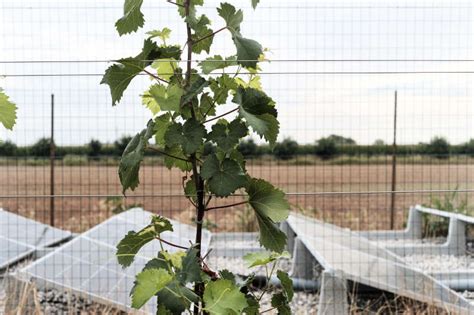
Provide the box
[461,139,474,156]
[237,138,258,157]
[87,139,102,157]
[274,138,298,160]
[373,139,385,146]
[102,0,293,313]
[326,134,356,145]
[0,140,17,156]
[426,136,450,159]
[315,136,338,160]
[30,138,52,157]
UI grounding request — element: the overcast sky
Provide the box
[0,0,472,145]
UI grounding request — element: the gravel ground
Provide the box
[0,284,120,315]
[403,254,474,273]
[257,289,319,315]
[211,239,261,249]
[377,237,447,247]
[462,291,474,303]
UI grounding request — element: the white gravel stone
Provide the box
[211,239,261,249]
[377,237,447,247]
[403,254,474,272]
[258,289,319,314]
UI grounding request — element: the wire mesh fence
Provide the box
[0,0,473,314]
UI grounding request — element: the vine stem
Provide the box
[183,1,206,313]
[203,107,239,123]
[205,200,248,211]
[259,307,277,314]
[167,0,185,7]
[147,146,190,163]
[155,236,189,250]
[143,69,169,84]
[193,27,227,45]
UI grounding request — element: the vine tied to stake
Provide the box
[102,0,294,313]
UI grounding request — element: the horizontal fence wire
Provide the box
[1,189,474,199]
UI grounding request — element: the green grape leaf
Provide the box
[157,304,173,315]
[236,75,262,90]
[161,251,186,268]
[233,86,276,116]
[131,268,173,309]
[163,122,183,147]
[157,280,199,315]
[243,251,291,268]
[254,210,287,253]
[115,0,144,36]
[217,3,243,33]
[0,90,17,130]
[246,178,289,222]
[177,248,202,284]
[163,145,192,171]
[203,279,248,315]
[271,292,291,315]
[251,0,260,9]
[180,118,206,154]
[147,27,172,42]
[209,74,238,105]
[177,0,204,27]
[116,215,173,267]
[219,269,236,283]
[196,93,215,120]
[101,40,181,105]
[199,55,237,74]
[142,90,160,115]
[208,119,248,151]
[240,111,279,147]
[277,270,294,301]
[143,256,169,270]
[153,113,172,146]
[217,2,262,68]
[152,58,178,81]
[190,15,214,54]
[233,34,262,69]
[201,154,220,180]
[182,76,209,105]
[201,154,247,197]
[149,84,183,112]
[246,177,289,252]
[233,87,279,146]
[243,295,260,315]
[184,178,197,198]
[165,119,205,155]
[118,120,155,193]
[208,159,247,197]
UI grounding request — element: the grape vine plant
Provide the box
[102,0,293,313]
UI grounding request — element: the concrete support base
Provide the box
[317,270,349,315]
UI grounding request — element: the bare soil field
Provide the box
[0,163,472,233]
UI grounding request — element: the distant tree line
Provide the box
[1,135,473,160]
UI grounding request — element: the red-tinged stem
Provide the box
[147,146,191,163]
[155,236,189,250]
[192,27,227,45]
[203,107,239,123]
[205,201,248,211]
